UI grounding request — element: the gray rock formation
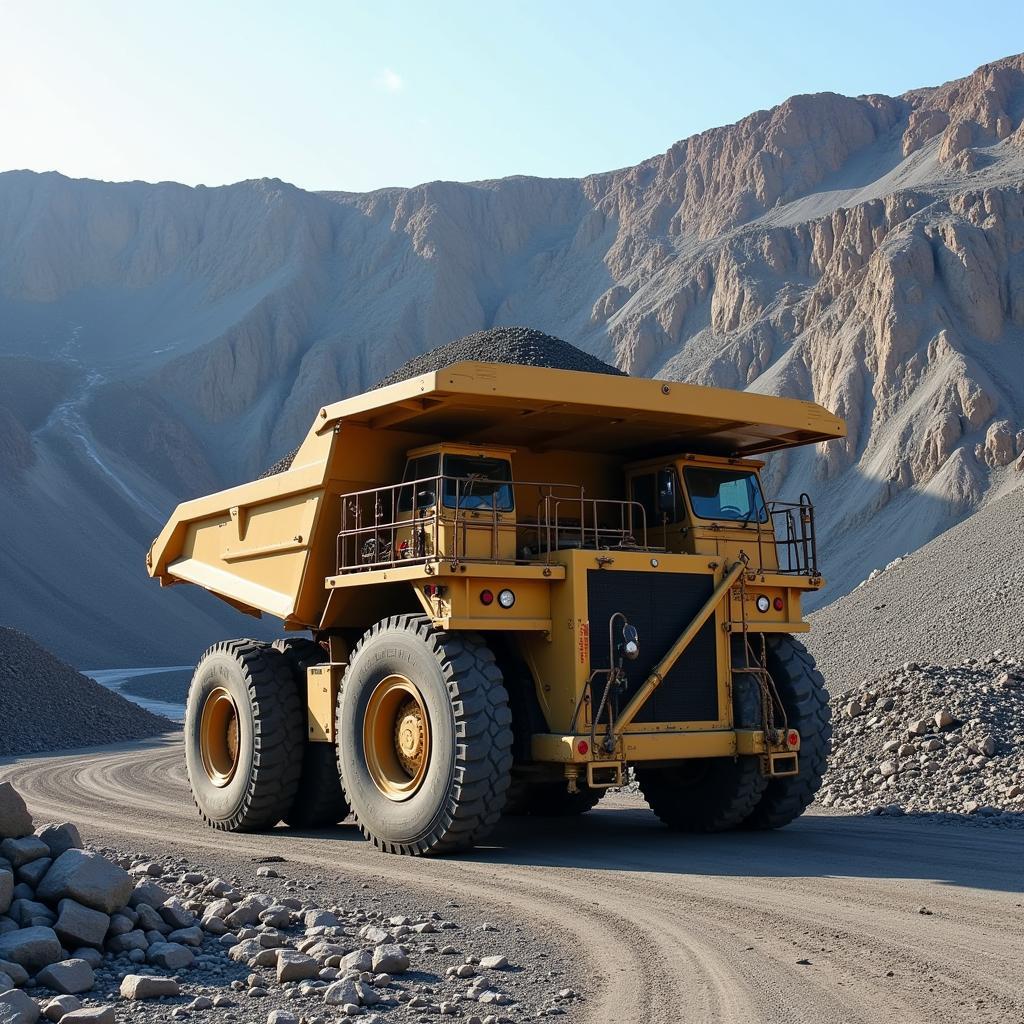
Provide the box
[2,55,1024,659]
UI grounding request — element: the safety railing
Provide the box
[336,475,654,573]
[758,494,818,576]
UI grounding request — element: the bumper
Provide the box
[532,728,799,763]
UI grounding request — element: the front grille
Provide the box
[587,570,719,723]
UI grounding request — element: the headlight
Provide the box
[498,589,516,609]
[755,595,771,613]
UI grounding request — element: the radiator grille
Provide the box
[587,570,719,723]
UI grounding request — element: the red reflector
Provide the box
[577,740,589,755]
[480,589,494,606]
[787,731,799,747]
[773,597,784,611]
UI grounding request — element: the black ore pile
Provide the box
[0,626,172,755]
[262,327,623,477]
[374,326,624,387]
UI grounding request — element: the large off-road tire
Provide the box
[504,779,603,817]
[272,638,351,829]
[636,755,768,833]
[742,635,832,830]
[184,640,304,832]
[336,615,513,856]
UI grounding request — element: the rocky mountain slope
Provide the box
[2,55,1024,663]
[806,479,1024,690]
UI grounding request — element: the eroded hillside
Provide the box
[2,54,1024,659]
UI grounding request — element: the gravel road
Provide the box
[2,736,1022,1024]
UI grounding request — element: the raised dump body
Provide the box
[149,360,845,854]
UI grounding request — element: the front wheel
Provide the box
[184,640,304,832]
[336,615,513,855]
[742,636,832,829]
[637,756,767,833]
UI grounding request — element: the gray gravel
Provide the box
[0,782,580,1024]
[816,653,1024,824]
[0,628,172,756]
[263,327,623,477]
[806,482,1024,692]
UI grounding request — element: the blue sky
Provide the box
[1,0,1019,193]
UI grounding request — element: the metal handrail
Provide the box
[336,475,655,573]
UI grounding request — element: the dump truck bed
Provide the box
[147,361,845,627]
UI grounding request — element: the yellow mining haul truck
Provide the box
[148,361,845,855]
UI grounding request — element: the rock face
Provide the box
[2,56,1024,659]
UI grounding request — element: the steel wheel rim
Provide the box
[199,686,241,787]
[364,674,431,801]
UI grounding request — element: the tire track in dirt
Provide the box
[3,737,1022,1024]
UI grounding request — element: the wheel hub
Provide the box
[395,699,426,775]
[364,675,431,801]
[199,687,241,788]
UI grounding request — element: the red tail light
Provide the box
[479,589,494,606]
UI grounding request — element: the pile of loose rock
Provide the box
[1,783,578,1023]
[816,653,1024,824]
[0,628,171,756]
[373,327,624,389]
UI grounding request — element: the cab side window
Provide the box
[397,454,440,513]
[630,468,683,526]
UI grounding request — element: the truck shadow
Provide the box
[466,800,1024,894]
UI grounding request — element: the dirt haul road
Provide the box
[3,736,1022,1024]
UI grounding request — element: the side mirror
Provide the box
[657,468,677,519]
[622,624,640,660]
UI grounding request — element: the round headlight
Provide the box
[498,589,516,609]
[755,595,771,613]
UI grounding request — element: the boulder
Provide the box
[0,927,62,971]
[0,962,27,987]
[41,995,81,1022]
[106,930,147,954]
[0,786,32,841]
[37,852,132,915]
[157,898,194,931]
[33,826,81,861]
[15,860,51,890]
[167,926,203,947]
[0,872,12,917]
[54,901,109,950]
[59,1009,114,1023]
[0,988,39,1024]
[9,902,54,930]
[127,880,167,911]
[35,960,95,996]
[371,943,410,974]
[69,949,101,970]
[119,974,180,999]
[133,904,168,934]
[227,938,263,964]
[276,950,319,983]
[339,949,374,972]
[323,979,359,1007]
[145,941,193,970]
[0,840,49,871]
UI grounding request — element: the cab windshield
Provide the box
[684,467,767,524]
[443,455,514,512]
